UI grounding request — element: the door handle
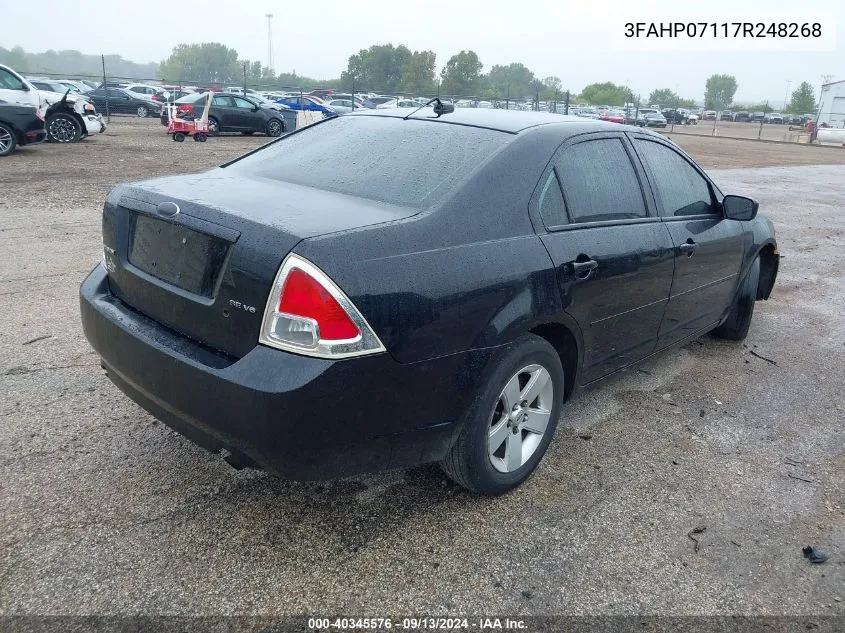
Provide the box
[679,239,697,257]
[569,258,599,280]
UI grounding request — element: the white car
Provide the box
[325,99,358,114]
[226,87,260,97]
[123,83,161,98]
[19,76,105,143]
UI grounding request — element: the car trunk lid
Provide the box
[102,170,417,358]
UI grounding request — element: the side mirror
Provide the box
[252,105,259,112]
[723,195,758,221]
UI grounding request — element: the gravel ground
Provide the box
[0,118,843,617]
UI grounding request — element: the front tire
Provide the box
[46,113,82,143]
[441,334,564,495]
[0,123,17,156]
[713,256,760,341]
[137,105,149,118]
[266,118,283,136]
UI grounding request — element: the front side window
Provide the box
[233,97,254,109]
[555,138,647,224]
[0,69,27,91]
[634,140,715,217]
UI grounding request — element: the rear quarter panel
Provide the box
[294,127,568,365]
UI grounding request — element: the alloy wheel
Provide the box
[48,116,79,143]
[137,106,148,118]
[488,364,554,473]
[0,126,13,155]
[267,119,282,136]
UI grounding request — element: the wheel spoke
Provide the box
[501,374,520,411]
[520,367,550,407]
[522,408,551,436]
[488,418,509,457]
[504,432,523,471]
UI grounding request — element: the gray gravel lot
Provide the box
[0,119,843,616]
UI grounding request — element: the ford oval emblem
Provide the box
[156,201,180,218]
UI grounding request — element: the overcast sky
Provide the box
[4,0,842,104]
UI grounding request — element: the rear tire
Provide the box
[207,117,220,136]
[173,132,185,142]
[441,334,564,495]
[713,256,760,341]
[0,123,17,156]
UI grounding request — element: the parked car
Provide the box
[275,95,335,116]
[161,92,285,136]
[0,102,46,156]
[574,107,600,119]
[86,88,162,118]
[151,89,194,103]
[226,87,260,97]
[328,93,366,108]
[55,79,91,93]
[80,109,778,494]
[324,99,357,114]
[733,111,751,122]
[661,108,688,124]
[362,96,398,109]
[702,110,716,120]
[25,78,106,142]
[599,111,625,124]
[2,65,103,144]
[751,112,766,122]
[719,111,734,121]
[637,110,667,127]
[764,113,784,124]
[124,84,161,98]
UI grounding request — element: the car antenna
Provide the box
[403,97,455,120]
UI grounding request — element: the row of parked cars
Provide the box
[717,110,814,124]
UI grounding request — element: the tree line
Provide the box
[1,43,819,113]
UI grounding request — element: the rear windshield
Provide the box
[225,115,510,207]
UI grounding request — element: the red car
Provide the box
[599,112,626,124]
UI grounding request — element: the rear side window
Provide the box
[634,140,715,216]
[555,138,647,224]
[226,116,509,208]
[538,172,568,227]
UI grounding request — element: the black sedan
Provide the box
[85,88,162,118]
[0,102,47,156]
[80,108,778,494]
[160,92,285,136]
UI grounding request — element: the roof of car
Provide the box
[349,107,622,134]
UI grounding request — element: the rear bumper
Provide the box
[80,265,488,479]
[19,127,47,146]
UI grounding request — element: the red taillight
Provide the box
[152,94,161,101]
[279,269,360,340]
[259,254,385,358]
[177,104,193,113]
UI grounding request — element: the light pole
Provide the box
[266,13,274,73]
